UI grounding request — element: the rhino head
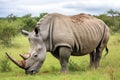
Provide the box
[6,28,47,74]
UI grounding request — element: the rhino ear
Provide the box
[34,28,39,35]
[21,30,30,36]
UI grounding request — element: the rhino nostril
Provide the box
[25,69,38,74]
[30,70,36,74]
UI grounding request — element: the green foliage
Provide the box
[21,14,37,31]
[107,9,119,17]
[0,56,11,72]
[97,14,113,26]
[0,13,47,46]
[0,20,21,46]
[35,13,48,21]
[96,9,120,33]
[6,13,17,22]
[20,13,48,31]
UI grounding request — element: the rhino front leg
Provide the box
[59,47,71,73]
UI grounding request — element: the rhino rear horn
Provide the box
[19,54,29,60]
[6,52,26,69]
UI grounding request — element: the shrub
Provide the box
[21,14,37,31]
[0,20,20,46]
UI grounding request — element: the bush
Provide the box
[21,13,48,31]
[21,14,37,31]
[0,13,48,46]
[0,20,20,46]
[0,56,11,72]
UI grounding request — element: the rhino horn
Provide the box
[19,54,29,60]
[6,52,26,69]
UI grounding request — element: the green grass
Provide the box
[0,33,120,80]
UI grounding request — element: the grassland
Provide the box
[0,33,120,80]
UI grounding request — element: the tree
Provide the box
[7,13,17,22]
[107,9,118,17]
[0,20,20,46]
[21,14,36,31]
[96,9,120,33]
[35,13,48,21]
[21,13,48,31]
[97,14,114,27]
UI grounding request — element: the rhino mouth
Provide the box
[5,52,29,70]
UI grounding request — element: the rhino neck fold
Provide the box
[38,17,53,52]
[45,22,53,52]
[37,14,54,51]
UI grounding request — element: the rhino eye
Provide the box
[34,54,38,58]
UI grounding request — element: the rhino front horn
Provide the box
[5,52,26,69]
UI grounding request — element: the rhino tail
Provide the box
[104,46,109,57]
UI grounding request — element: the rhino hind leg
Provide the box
[94,47,104,68]
[89,50,95,68]
[94,30,110,68]
[89,47,104,68]
[89,41,108,68]
[94,39,108,68]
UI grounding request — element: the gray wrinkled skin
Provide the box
[21,13,110,74]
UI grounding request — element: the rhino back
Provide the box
[52,13,108,55]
